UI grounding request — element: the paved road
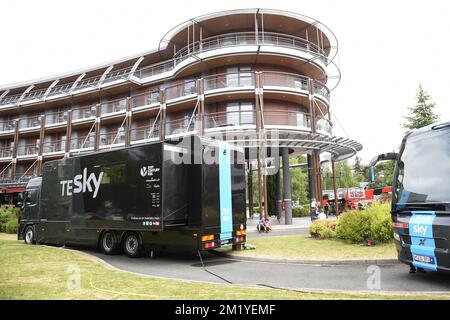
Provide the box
[83,249,450,293]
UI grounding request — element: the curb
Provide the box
[215,251,399,266]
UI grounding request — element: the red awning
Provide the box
[0,187,25,194]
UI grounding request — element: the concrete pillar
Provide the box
[124,97,132,147]
[282,147,292,225]
[247,160,254,219]
[275,163,282,220]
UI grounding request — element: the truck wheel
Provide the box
[24,226,35,245]
[123,232,142,258]
[100,231,120,255]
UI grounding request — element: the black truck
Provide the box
[370,121,450,272]
[17,136,246,257]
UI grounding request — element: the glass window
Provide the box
[226,103,240,126]
[240,102,254,125]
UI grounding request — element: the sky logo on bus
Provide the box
[412,224,428,236]
[60,168,104,198]
[140,165,160,177]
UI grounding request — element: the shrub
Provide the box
[309,219,336,239]
[292,207,310,217]
[336,202,393,243]
[5,219,18,234]
[0,205,20,233]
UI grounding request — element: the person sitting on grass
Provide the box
[264,218,272,232]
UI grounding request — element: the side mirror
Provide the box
[17,193,24,208]
[369,152,398,167]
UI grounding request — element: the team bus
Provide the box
[370,121,450,272]
[17,136,247,257]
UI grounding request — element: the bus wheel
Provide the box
[123,232,142,258]
[24,226,35,245]
[100,231,120,255]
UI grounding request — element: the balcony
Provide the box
[165,80,197,102]
[17,144,38,157]
[205,110,256,131]
[204,72,254,92]
[72,105,96,121]
[45,111,68,126]
[43,140,65,154]
[165,117,197,136]
[135,31,328,81]
[131,91,160,110]
[0,120,15,133]
[18,116,40,130]
[0,147,12,158]
[70,136,94,151]
[100,98,127,117]
[99,132,125,147]
[130,124,160,143]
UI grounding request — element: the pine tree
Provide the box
[403,85,439,131]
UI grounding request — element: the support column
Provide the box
[37,115,45,175]
[94,104,101,152]
[65,110,72,157]
[124,97,132,147]
[254,72,264,219]
[247,161,254,219]
[313,151,323,204]
[159,89,166,141]
[282,147,292,224]
[197,78,205,136]
[11,120,19,180]
[332,159,339,216]
[275,164,282,220]
[307,154,315,219]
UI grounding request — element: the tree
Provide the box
[403,85,439,131]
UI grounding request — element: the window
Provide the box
[226,102,254,126]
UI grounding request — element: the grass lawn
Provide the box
[0,233,446,300]
[230,235,397,261]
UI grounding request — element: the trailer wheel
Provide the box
[24,226,35,245]
[100,231,120,255]
[123,232,142,258]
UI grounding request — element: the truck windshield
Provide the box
[395,127,450,207]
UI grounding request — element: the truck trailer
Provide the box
[17,136,247,257]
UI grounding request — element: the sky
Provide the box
[1,0,449,164]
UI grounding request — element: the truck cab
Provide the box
[371,121,450,272]
[18,177,42,244]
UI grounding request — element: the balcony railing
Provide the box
[45,110,68,125]
[263,110,311,128]
[99,132,125,146]
[130,124,160,142]
[205,110,256,129]
[316,118,333,135]
[262,72,308,91]
[43,139,65,154]
[18,116,41,129]
[135,31,327,80]
[17,144,38,156]
[100,98,127,116]
[165,117,197,136]
[72,105,96,121]
[131,90,160,109]
[0,120,15,132]
[204,72,254,91]
[70,136,94,150]
[103,67,133,84]
[0,147,12,158]
[48,83,73,96]
[165,80,197,101]
[75,75,102,91]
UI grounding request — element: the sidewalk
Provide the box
[246,216,312,232]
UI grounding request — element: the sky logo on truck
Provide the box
[60,168,104,198]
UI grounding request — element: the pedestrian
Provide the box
[311,198,318,221]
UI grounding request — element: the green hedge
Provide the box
[309,220,336,239]
[292,207,310,217]
[335,202,393,243]
[0,205,19,234]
